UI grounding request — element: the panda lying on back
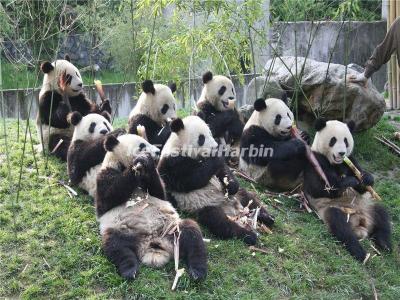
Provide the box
[240,97,309,191]
[96,134,207,280]
[303,119,391,262]
[196,71,244,153]
[67,111,125,198]
[128,80,177,149]
[36,55,111,161]
[158,116,274,245]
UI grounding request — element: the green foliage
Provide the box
[271,0,382,22]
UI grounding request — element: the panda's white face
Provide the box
[41,60,83,97]
[200,75,236,111]
[130,84,177,125]
[162,116,218,159]
[72,113,112,142]
[312,120,354,165]
[107,134,161,168]
[246,98,294,138]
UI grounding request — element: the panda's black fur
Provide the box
[158,116,274,245]
[67,111,125,198]
[239,97,308,191]
[303,119,391,262]
[37,55,111,161]
[128,80,177,149]
[196,71,244,148]
[95,134,207,280]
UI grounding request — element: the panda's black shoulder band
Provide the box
[41,61,54,73]
[254,98,267,111]
[314,118,327,131]
[68,111,82,126]
[171,118,184,133]
[142,80,155,94]
[104,135,119,151]
[202,71,213,84]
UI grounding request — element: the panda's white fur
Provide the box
[129,83,177,125]
[98,134,179,267]
[161,116,218,159]
[36,59,84,151]
[197,75,236,111]
[311,120,354,165]
[69,113,112,198]
[239,98,295,188]
[243,98,294,135]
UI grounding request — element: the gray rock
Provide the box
[238,105,254,124]
[244,76,284,105]
[261,56,385,131]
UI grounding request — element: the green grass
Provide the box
[1,117,400,299]
[1,63,137,90]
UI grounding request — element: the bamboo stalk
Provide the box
[343,156,381,201]
[397,1,400,109]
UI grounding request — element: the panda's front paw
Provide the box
[293,139,306,156]
[132,153,156,177]
[119,262,139,280]
[242,230,257,245]
[225,180,239,195]
[100,99,112,113]
[300,130,311,145]
[258,208,275,227]
[361,172,374,186]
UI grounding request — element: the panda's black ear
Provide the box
[41,61,54,74]
[169,82,177,93]
[347,120,356,133]
[281,91,288,104]
[101,111,111,122]
[254,98,267,111]
[315,118,327,131]
[68,111,82,126]
[104,135,119,152]
[202,71,213,84]
[64,54,71,62]
[171,118,184,133]
[142,80,155,94]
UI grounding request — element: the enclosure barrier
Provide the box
[388,0,400,109]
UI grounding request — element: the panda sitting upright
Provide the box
[158,116,274,245]
[239,97,309,191]
[196,71,244,156]
[96,134,207,280]
[128,80,177,149]
[36,55,111,161]
[67,111,125,198]
[303,119,391,262]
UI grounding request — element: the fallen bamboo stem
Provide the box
[230,168,257,184]
[375,136,400,155]
[249,245,269,254]
[343,156,381,201]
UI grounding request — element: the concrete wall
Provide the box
[270,21,387,91]
[1,74,258,119]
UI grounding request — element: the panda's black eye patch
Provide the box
[198,134,205,146]
[274,114,282,125]
[329,137,337,147]
[89,122,96,133]
[344,137,349,147]
[161,104,169,115]
[218,85,226,96]
[139,143,146,151]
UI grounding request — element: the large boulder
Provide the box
[243,56,385,131]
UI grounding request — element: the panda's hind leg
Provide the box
[48,134,71,161]
[102,228,140,280]
[370,205,392,252]
[236,188,275,227]
[197,206,257,245]
[179,219,208,280]
[325,207,367,262]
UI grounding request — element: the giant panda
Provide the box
[128,80,177,149]
[158,116,274,245]
[303,119,391,262]
[67,111,125,198]
[196,71,244,161]
[36,55,111,161]
[96,134,207,280]
[239,97,309,192]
